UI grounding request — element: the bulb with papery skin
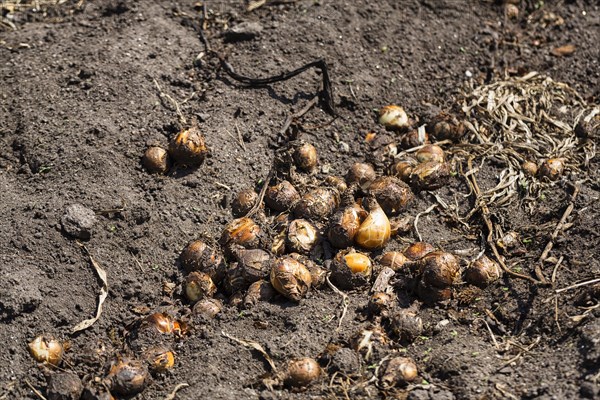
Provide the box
[355,199,391,250]
[379,105,409,130]
[270,256,312,301]
[285,358,321,387]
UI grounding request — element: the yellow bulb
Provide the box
[344,253,372,274]
[355,202,391,250]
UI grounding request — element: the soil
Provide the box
[1,0,599,399]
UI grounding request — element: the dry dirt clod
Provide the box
[46,372,84,400]
[61,203,97,240]
[223,21,264,42]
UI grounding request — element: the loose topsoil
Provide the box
[1,0,599,399]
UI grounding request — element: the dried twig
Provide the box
[535,185,580,283]
[555,278,600,294]
[152,77,187,125]
[414,204,437,242]
[24,380,47,400]
[164,383,189,400]
[72,243,109,333]
[221,331,277,372]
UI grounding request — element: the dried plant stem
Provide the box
[326,275,349,331]
[164,383,189,400]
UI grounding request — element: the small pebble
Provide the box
[61,203,97,240]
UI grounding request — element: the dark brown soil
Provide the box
[1,1,599,399]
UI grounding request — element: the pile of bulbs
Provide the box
[28,104,508,398]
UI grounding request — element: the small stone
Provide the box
[580,382,599,399]
[223,22,263,42]
[338,142,350,153]
[61,204,97,240]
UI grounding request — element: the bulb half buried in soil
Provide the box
[168,125,208,166]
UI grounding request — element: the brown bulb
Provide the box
[415,144,445,164]
[232,188,258,217]
[142,346,175,373]
[142,146,170,174]
[409,161,450,191]
[464,255,502,288]
[420,251,460,288]
[355,198,391,250]
[105,356,148,396]
[380,251,409,271]
[289,253,326,288]
[168,125,208,166]
[328,204,365,249]
[330,249,372,290]
[28,336,64,366]
[400,129,429,149]
[184,271,217,303]
[244,280,276,308]
[404,242,436,260]
[417,280,452,304]
[233,247,272,284]
[522,161,538,177]
[324,175,348,193]
[538,158,565,180]
[368,292,393,315]
[389,309,423,343]
[346,162,376,190]
[270,256,312,301]
[293,188,339,221]
[287,219,319,254]
[381,357,418,387]
[430,113,465,142]
[192,298,223,319]
[144,312,180,335]
[46,371,83,400]
[223,263,246,295]
[390,160,415,183]
[378,105,409,130]
[369,176,413,215]
[265,180,300,211]
[293,143,318,172]
[285,357,321,387]
[219,217,262,251]
[179,240,225,283]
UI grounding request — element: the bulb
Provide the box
[381,357,418,387]
[538,158,565,181]
[265,180,300,212]
[330,249,372,290]
[285,357,321,387]
[270,256,312,301]
[355,198,391,250]
[345,162,376,190]
[324,175,348,193]
[192,298,223,319]
[464,255,502,288]
[415,144,445,164]
[379,105,409,130]
[219,217,262,251]
[289,253,326,288]
[389,160,415,183]
[223,263,245,295]
[419,251,460,288]
[368,176,413,215]
[417,280,452,304]
[430,113,465,142]
[522,161,538,176]
[179,240,225,283]
[168,125,208,166]
[244,280,276,308]
[293,188,339,221]
[368,292,393,315]
[400,129,429,149]
[293,143,318,173]
[409,161,450,191]
[403,242,435,260]
[142,346,175,373]
[105,356,148,396]
[389,309,423,343]
[287,219,319,254]
[232,188,258,217]
[379,251,409,271]
[28,335,64,366]
[142,146,171,174]
[233,247,272,284]
[184,271,217,303]
[144,312,180,335]
[328,204,365,249]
